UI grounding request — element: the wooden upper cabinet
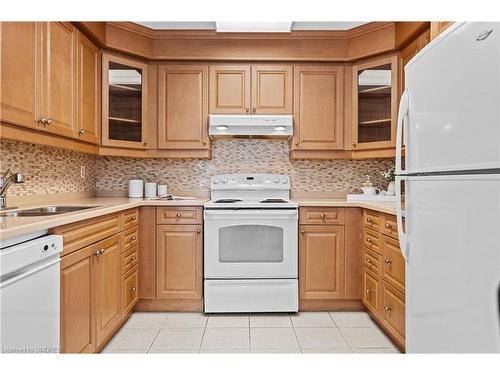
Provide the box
[157,64,209,150]
[156,225,203,300]
[209,64,250,114]
[251,65,292,114]
[399,28,430,95]
[352,55,398,151]
[102,53,149,149]
[40,22,77,138]
[299,225,345,300]
[76,31,100,144]
[292,65,344,151]
[0,22,39,129]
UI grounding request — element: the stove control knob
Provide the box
[221,177,228,184]
[281,176,289,184]
[213,177,220,184]
[274,176,280,183]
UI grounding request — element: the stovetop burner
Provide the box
[260,199,288,203]
[214,199,243,203]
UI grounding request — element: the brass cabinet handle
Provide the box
[384,259,392,264]
[295,142,299,146]
[320,213,326,219]
[301,230,305,234]
[352,142,356,148]
[131,256,137,261]
[130,216,137,221]
[196,229,201,234]
[366,217,373,223]
[384,305,392,312]
[252,107,256,113]
[131,236,137,241]
[176,213,182,217]
[366,238,373,244]
[46,118,52,125]
[78,129,86,135]
[245,107,249,113]
[39,117,48,125]
[143,140,149,146]
[365,258,372,263]
[131,287,136,292]
[94,249,105,256]
[203,141,207,145]
[385,223,392,229]
[366,289,373,294]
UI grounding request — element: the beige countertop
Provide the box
[0,196,396,241]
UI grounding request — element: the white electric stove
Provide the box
[203,173,298,313]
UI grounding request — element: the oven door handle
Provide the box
[204,209,298,220]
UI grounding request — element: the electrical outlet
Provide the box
[80,165,86,179]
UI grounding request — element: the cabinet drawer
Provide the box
[362,267,381,317]
[121,246,139,275]
[382,236,405,293]
[121,265,139,315]
[382,280,405,346]
[363,228,381,254]
[156,207,203,224]
[123,209,139,230]
[53,213,122,257]
[381,215,398,239]
[122,226,139,253]
[363,246,382,275]
[363,210,380,231]
[299,207,345,225]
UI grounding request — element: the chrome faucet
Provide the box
[0,168,25,210]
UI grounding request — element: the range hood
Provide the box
[209,115,293,138]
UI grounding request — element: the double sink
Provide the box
[0,205,100,217]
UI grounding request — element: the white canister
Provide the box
[128,179,144,198]
[157,184,168,196]
[145,182,157,198]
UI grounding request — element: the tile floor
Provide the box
[102,311,401,354]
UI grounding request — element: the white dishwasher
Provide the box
[0,232,63,353]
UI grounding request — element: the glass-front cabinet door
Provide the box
[352,55,398,151]
[102,53,149,149]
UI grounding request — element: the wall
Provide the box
[96,140,394,195]
[0,140,97,197]
[1,139,395,199]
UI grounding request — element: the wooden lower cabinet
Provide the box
[94,235,121,348]
[299,225,345,300]
[361,209,405,350]
[60,244,96,354]
[156,224,203,300]
[58,210,140,353]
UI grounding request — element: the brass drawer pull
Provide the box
[384,259,392,264]
[320,213,326,219]
[384,305,392,312]
[366,238,373,244]
[176,213,182,217]
[131,256,137,261]
[365,258,372,263]
[129,216,137,221]
[385,223,392,229]
[131,236,137,241]
[78,129,86,135]
[94,249,105,256]
[196,229,201,234]
[366,289,373,294]
[366,218,373,223]
[130,287,136,292]
[301,230,305,234]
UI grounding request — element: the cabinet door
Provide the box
[209,64,250,114]
[352,55,398,150]
[156,225,202,300]
[251,65,292,114]
[40,22,77,138]
[299,225,345,300]
[399,38,420,95]
[362,267,381,317]
[102,53,149,149]
[94,235,121,347]
[292,65,344,151]
[121,266,139,315]
[157,64,209,150]
[381,236,405,293]
[382,281,405,346]
[0,22,39,129]
[76,31,100,144]
[60,245,95,353]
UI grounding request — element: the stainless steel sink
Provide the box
[0,205,100,217]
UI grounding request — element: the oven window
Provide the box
[219,225,284,262]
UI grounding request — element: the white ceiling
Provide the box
[136,21,368,31]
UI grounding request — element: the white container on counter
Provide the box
[144,182,157,198]
[157,184,168,196]
[128,179,144,198]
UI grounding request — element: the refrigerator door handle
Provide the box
[395,176,408,261]
[396,89,409,175]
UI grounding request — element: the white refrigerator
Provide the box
[396,22,500,353]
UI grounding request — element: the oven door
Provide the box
[204,209,298,279]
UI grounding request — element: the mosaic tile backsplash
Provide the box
[0,140,97,197]
[96,140,395,194]
[1,139,394,197]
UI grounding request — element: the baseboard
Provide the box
[366,309,405,353]
[135,298,203,312]
[299,299,364,311]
